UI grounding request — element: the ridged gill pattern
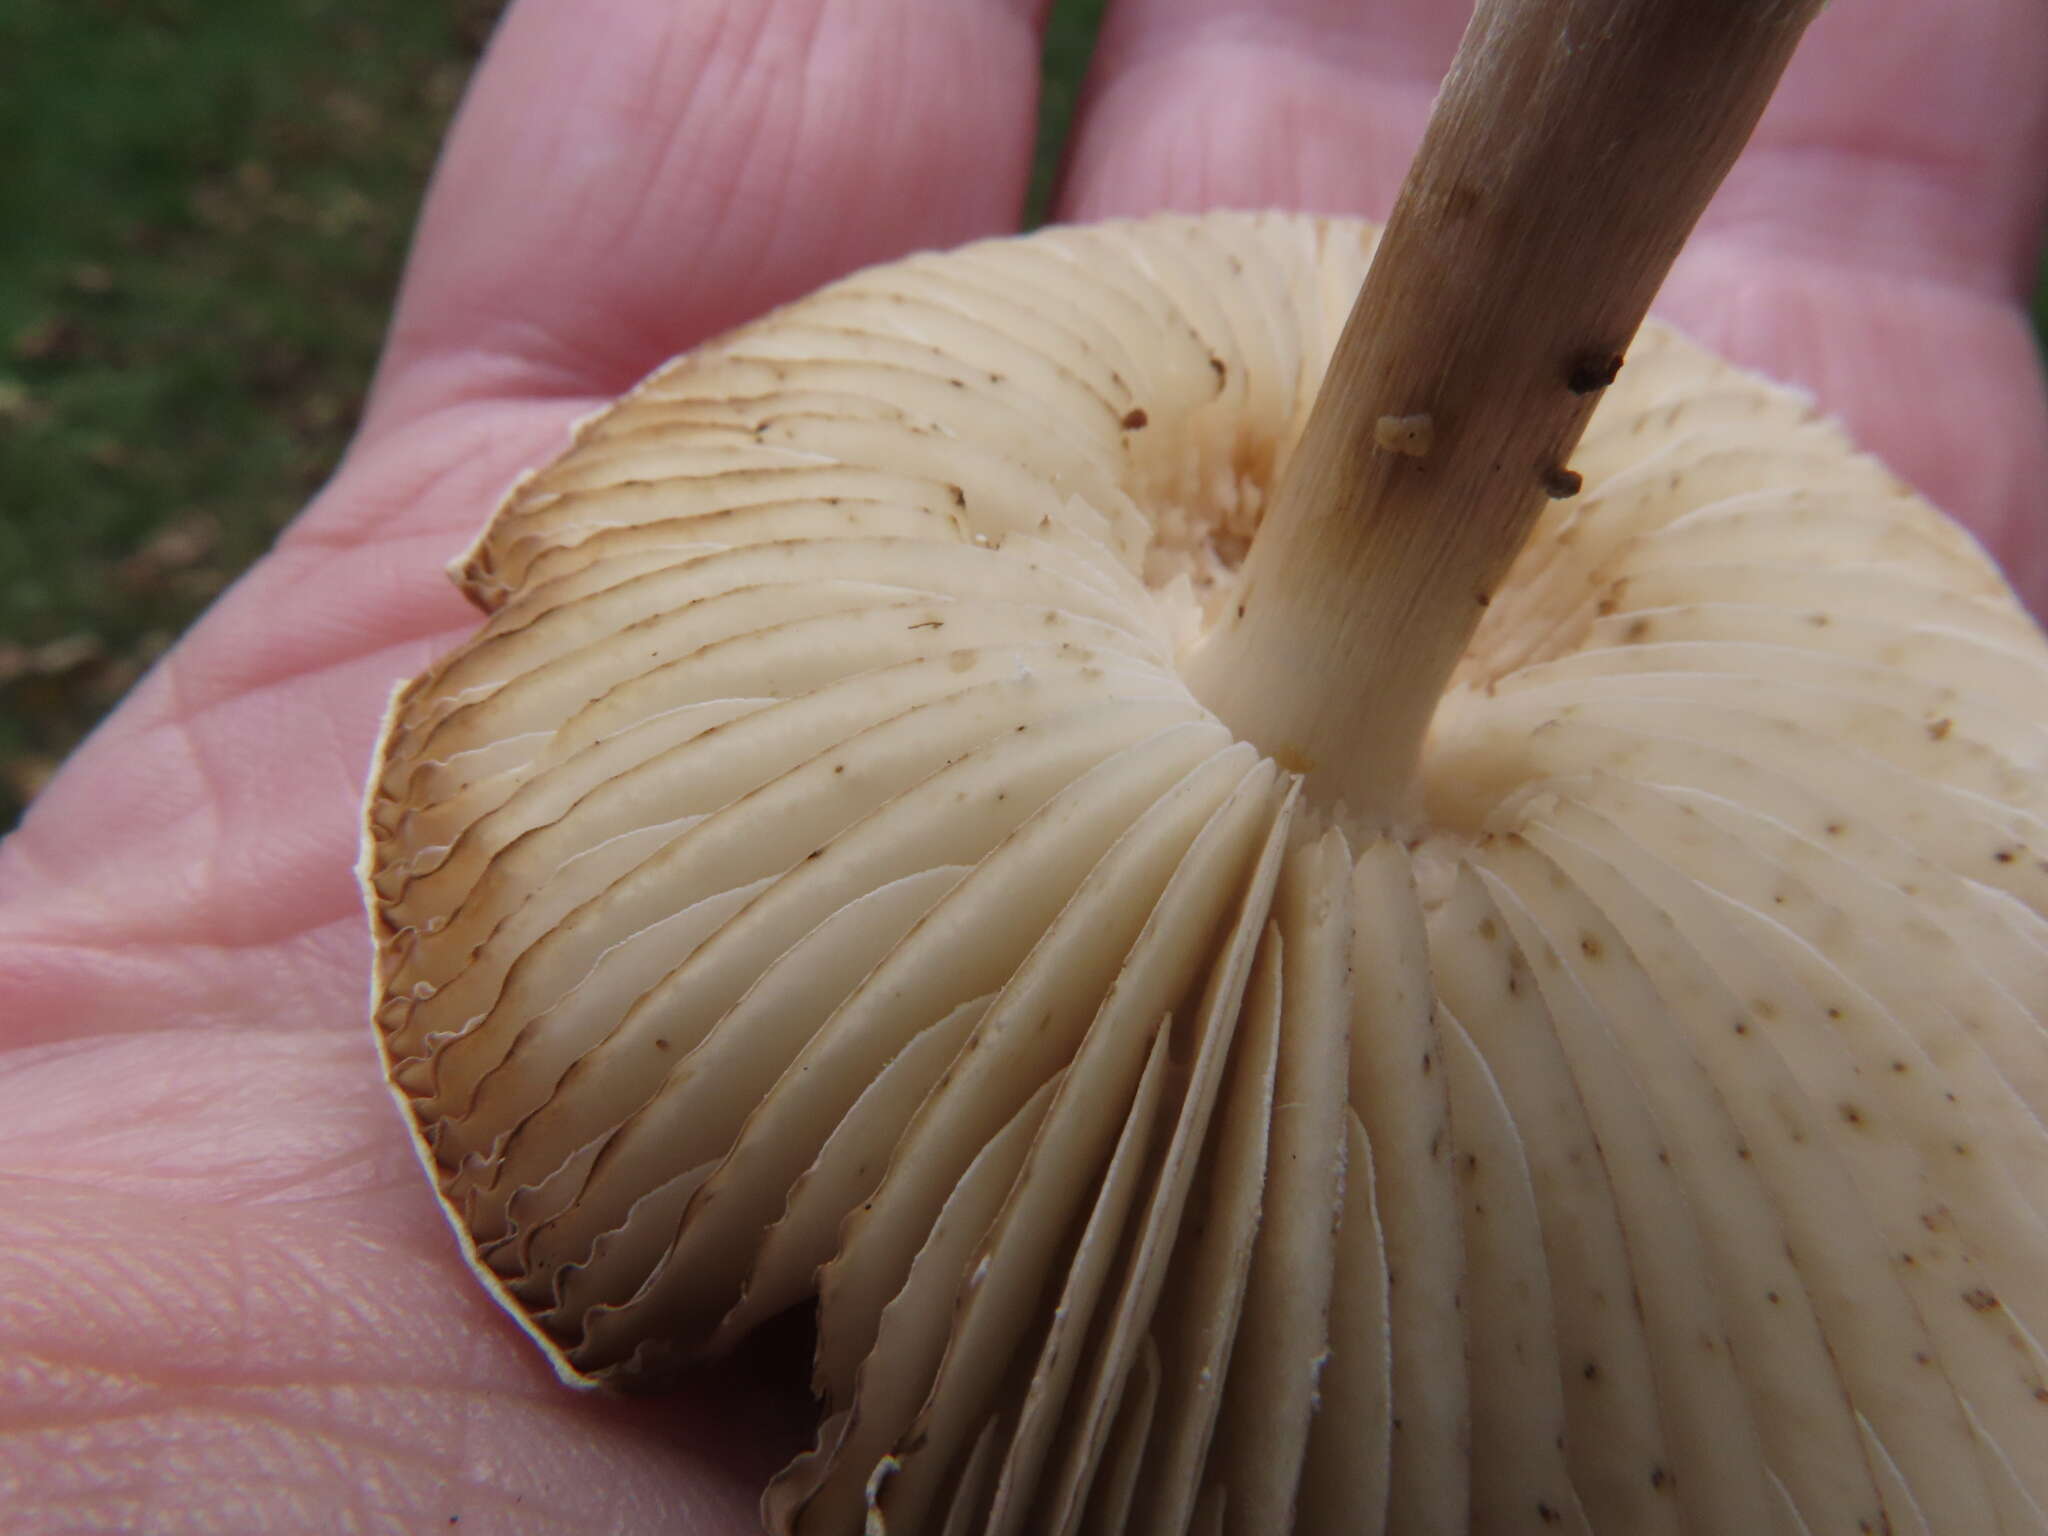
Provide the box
[364,213,2048,1535]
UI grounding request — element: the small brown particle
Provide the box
[1964,1287,2000,1312]
[1568,350,1624,394]
[1375,412,1435,457]
[1580,934,1602,959]
[1543,465,1584,499]
[1927,716,1953,741]
[1120,407,1149,430]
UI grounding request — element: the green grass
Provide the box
[0,0,2043,832]
[1028,0,1112,227]
[2038,257,2048,356]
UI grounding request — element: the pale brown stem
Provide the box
[1186,0,1826,823]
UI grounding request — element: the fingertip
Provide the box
[1054,2,1462,222]
[365,0,1046,437]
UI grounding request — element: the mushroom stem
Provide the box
[1185,0,1826,825]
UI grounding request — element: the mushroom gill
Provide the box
[362,2,2048,1531]
[365,210,2048,1535]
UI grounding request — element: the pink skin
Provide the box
[1,0,2043,1529]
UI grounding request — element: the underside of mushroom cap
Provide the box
[364,212,2048,1535]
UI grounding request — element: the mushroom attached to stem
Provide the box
[364,0,2048,1531]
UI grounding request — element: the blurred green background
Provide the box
[0,0,2041,832]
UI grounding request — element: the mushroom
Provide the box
[363,1,2048,1532]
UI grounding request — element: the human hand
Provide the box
[3,1,2043,1530]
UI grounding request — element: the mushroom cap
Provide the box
[363,212,2048,1535]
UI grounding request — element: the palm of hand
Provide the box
[3,2,2044,1530]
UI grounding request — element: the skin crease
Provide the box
[0,0,2042,1529]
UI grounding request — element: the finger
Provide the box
[1062,0,2048,290]
[1658,0,2048,595]
[362,0,1048,439]
[1054,0,1463,221]
[1689,0,2048,302]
